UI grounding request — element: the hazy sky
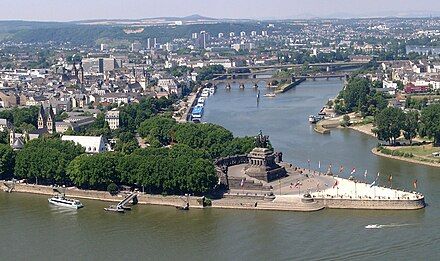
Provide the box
[1,0,439,21]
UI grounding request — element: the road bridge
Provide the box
[227,61,369,72]
[204,74,349,88]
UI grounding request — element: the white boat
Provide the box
[48,195,84,209]
[365,224,381,229]
[308,115,323,124]
[264,93,276,98]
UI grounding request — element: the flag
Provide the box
[294,181,301,188]
[339,165,344,173]
[333,180,339,188]
[240,178,245,187]
[370,180,376,187]
[350,168,356,175]
[413,179,418,189]
[318,161,321,169]
[388,175,393,182]
[364,170,368,178]
[307,159,310,164]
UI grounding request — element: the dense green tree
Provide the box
[196,65,225,82]
[0,144,15,180]
[403,111,419,145]
[375,107,405,145]
[67,153,120,189]
[14,138,84,184]
[0,131,8,144]
[0,106,39,128]
[138,116,177,146]
[420,104,440,146]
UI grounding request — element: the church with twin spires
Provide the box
[9,104,56,150]
[37,104,56,134]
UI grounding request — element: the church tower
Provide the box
[38,104,46,130]
[46,105,55,134]
[9,129,15,147]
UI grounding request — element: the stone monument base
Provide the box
[245,147,287,182]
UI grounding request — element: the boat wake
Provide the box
[365,223,417,229]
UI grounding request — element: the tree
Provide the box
[67,153,120,189]
[375,107,405,145]
[14,138,84,184]
[196,65,225,82]
[420,104,440,146]
[138,116,177,146]
[403,111,419,145]
[0,144,15,180]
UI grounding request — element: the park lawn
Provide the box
[395,145,440,158]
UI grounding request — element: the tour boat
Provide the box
[48,195,84,209]
[264,93,276,98]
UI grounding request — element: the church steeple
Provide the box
[38,104,46,130]
[46,105,55,134]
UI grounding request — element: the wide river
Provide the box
[1,79,439,260]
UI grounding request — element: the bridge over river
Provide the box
[204,73,349,88]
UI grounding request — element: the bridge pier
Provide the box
[226,83,231,90]
[253,83,258,89]
[239,83,245,89]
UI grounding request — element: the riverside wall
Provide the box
[1,182,205,208]
[314,196,425,210]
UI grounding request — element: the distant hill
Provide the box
[74,14,220,26]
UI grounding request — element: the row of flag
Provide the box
[308,159,419,189]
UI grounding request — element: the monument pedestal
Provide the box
[245,147,286,182]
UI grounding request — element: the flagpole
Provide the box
[354,181,357,198]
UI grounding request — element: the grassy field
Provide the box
[395,145,440,157]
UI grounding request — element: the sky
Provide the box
[0,0,439,21]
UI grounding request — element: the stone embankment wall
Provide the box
[1,182,204,208]
[314,197,425,210]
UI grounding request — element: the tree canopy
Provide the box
[0,144,15,180]
[375,107,405,145]
[14,138,84,184]
[420,104,440,146]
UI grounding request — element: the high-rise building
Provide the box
[146,38,151,50]
[262,30,268,37]
[131,42,141,52]
[251,31,257,37]
[100,44,109,51]
[229,32,235,37]
[218,32,224,38]
[240,31,246,37]
[195,31,210,49]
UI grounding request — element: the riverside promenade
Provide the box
[214,161,425,211]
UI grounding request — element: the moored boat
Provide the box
[48,194,83,209]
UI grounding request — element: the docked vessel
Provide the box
[48,194,83,209]
[191,105,204,122]
[308,115,323,123]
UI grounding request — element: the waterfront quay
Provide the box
[215,162,425,212]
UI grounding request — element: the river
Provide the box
[1,79,439,260]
